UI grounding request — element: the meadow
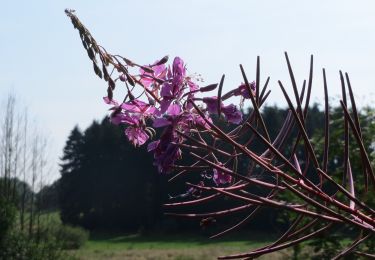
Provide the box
[68,232,290,260]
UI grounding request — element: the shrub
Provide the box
[0,231,68,260]
[54,225,89,250]
[0,197,16,242]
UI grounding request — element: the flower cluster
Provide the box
[104,56,255,184]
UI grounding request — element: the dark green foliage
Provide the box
[0,196,16,242]
[59,119,166,231]
[0,178,34,210]
[0,231,69,260]
[36,180,60,212]
[312,106,375,202]
[293,106,375,258]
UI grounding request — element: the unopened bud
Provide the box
[200,83,218,92]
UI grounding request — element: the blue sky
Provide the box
[1,0,374,182]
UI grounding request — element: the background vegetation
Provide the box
[2,97,374,259]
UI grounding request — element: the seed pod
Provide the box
[102,65,109,81]
[119,74,126,82]
[123,57,135,67]
[81,40,88,50]
[128,91,135,100]
[87,48,95,61]
[140,66,154,74]
[109,78,116,90]
[200,83,218,92]
[107,86,113,100]
[126,74,135,87]
[154,55,169,66]
[93,62,102,78]
[84,35,91,45]
[155,78,164,84]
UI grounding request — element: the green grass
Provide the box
[69,231,291,260]
[28,212,290,259]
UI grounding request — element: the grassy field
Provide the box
[69,232,291,260]
[30,212,291,259]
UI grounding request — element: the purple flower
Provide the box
[152,103,181,128]
[121,99,157,116]
[187,81,199,92]
[213,168,232,185]
[222,104,243,124]
[153,118,171,128]
[139,61,167,88]
[103,96,119,106]
[147,140,160,152]
[160,57,186,97]
[166,104,181,116]
[202,96,219,114]
[185,112,212,130]
[125,126,149,147]
[111,112,138,125]
[233,82,255,99]
[173,57,185,77]
[202,97,243,124]
[149,126,182,173]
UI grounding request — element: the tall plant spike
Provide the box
[66,9,375,259]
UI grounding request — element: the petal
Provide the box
[202,96,219,114]
[125,127,149,146]
[153,118,171,128]
[173,57,185,76]
[222,104,242,124]
[147,140,160,152]
[160,83,173,98]
[167,104,181,117]
[103,96,119,106]
[121,99,149,113]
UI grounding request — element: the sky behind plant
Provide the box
[0,0,374,182]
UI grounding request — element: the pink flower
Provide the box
[202,96,219,114]
[103,96,119,106]
[213,168,232,185]
[202,97,243,124]
[153,118,171,128]
[121,99,156,116]
[166,104,181,116]
[233,82,255,99]
[222,104,243,124]
[147,140,160,152]
[111,112,138,125]
[125,126,149,147]
[161,57,186,97]
[149,126,182,173]
[139,60,167,88]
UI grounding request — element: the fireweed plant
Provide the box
[65,10,374,259]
